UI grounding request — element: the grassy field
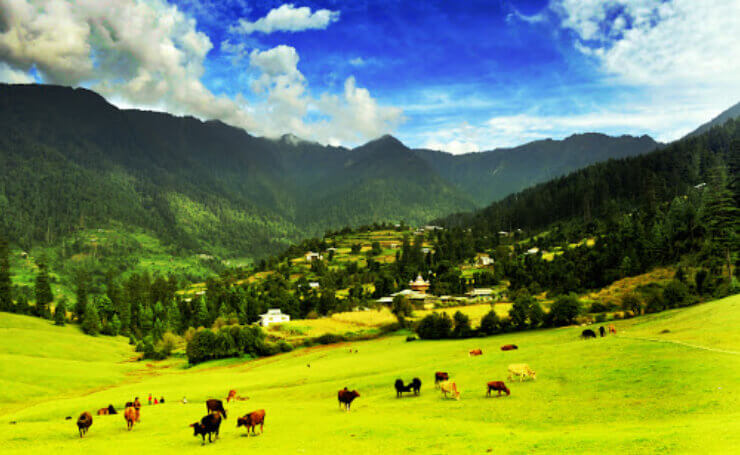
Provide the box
[2,294,739,454]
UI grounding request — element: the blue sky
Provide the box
[0,0,738,152]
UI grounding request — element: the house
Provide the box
[259,309,290,327]
[308,281,320,289]
[409,274,430,293]
[305,251,323,262]
[376,296,394,304]
[525,247,540,255]
[466,288,494,298]
[475,253,494,266]
[423,225,444,231]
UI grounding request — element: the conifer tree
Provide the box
[34,262,53,318]
[53,298,66,326]
[0,235,12,312]
[703,165,739,283]
[81,303,101,335]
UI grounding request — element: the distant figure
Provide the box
[148,394,152,405]
[486,381,511,397]
[581,329,597,339]
[500,344,518,351]
[160,397,165,404]
[307,363,311,368]
[76,412,93,438]
[107,404,117,415]
[227,389,237,403]
[237,409,266,437]
[154,398,159,405]
[133,397,142,422]
[599,326,606,337]
[191,413,222,444]
[338,388,360,411]
[206,399,227,419]
[183,397,188,404]
[609,324,617,334]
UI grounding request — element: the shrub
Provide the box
[81,303,102,335]
[663,280,690,308]
[547,294,582,327]
[452,311,473,338]
[406,336,417,342]
[479,310,501,335]
[594,313,607,323]
[315,333,346,345]
[156,332,181,356]
[621,294,643,315]
[277,340,293,352]
[416,312,452,339]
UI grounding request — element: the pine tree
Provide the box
[34,262,53,318]
[53,299,66,326]
[74,270,89,320]
[81,303,102,335]
[195,297,209,328]
[703,165,739,283]
[0,235,12,312]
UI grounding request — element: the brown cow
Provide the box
[206,399,227,419]
[439,381,460,400]
[237,409,266,436]
[124,407,137,430]
[226,390,237,403]
[609,324,617,334]
[338,388,360,411]
[97,407,109,416]
[434,371,449,387]
[469,349,483,356]
[486,381,511,397]
[76,412,93,438]
[191,412,222,444]
[500,344,518,351]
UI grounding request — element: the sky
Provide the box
[1,0,739,153]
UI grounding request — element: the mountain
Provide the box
[0,83,664,258]
[685,101,740,138]
[414,133,660,205]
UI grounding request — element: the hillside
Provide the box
[1,83,661,259]
[2,295,739,453]
[685,101,740,138]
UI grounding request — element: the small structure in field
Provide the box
[475,253,494,266]
[305,251,323,262]
[466,288,494,298]
[259,309,290,327]
[409,274,430,293]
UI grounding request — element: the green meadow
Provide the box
[2,295,739,454]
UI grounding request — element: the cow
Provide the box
[581,329,597,339]
[394,378,421,397]
[237,409,266,437]
[434,372,449,387]
[508,364,536,382]
[338,388,360,411]
[486,381,510,397]
[469,349,483,356]
[107,404,117,415]
[124,407,137,431]
[97,407,109,416]
[206,399,227,419]
[599,326,606,337]
[500,344,518,351]
[226,390,237,403]
[191,412,222,444]
[439,381,460,400]
[609,324,617,334]
[76,412,93,438]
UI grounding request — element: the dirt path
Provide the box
[617,335,740,355]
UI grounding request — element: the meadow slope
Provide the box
[2,295,739,454]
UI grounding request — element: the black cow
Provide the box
[599,326,606,337]
[191,413,222,444]
[77,412,93,438]
[582,329,597,339]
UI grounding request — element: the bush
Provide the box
[594,313,607,323]
[416,312,452,339]
[405,336,417,342]
[277,340,294,353]
[452,311,473,338]
[663,280,690,308]
[479,310,501,335]
[621,294,643,315]
[315,333,346,345]
[156,332,181,356]
[547,294,582,327]
[81,303,101,335]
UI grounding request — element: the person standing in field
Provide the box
[148,394,152,405]
[154,398,158,405]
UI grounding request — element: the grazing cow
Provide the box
[227,389,237,403]
[434,372,449,387]
[609,324,617,334]
[599,326,606,337]
[508,364,536,382]
[237,409,266,437]
[439,381,460,400]
[76,412,93,438]
[107,404,117,415]
[486,381,510,397]
[500,344,518,351]
[191,412,222,444]
[206,399,227,419]
[338,388,360,411]
[469,349,483,356]
[395,379,412,397]
[410,377,422,395]
[97,407,109,416]
[581,329,597,339]
[124,407,137,431]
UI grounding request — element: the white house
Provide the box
[259,309,290,327]
[466,288,494,298]
[475,253,494,266]
[305,251,323,262]
[525,247,540,255]
[308,281,320,289]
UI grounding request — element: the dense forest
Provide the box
[0,84,660,258]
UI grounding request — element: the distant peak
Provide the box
[278,133,314,146]
[364,134,406,148]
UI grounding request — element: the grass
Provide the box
[3,295,739,454]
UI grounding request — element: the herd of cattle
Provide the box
[72,327,615,443]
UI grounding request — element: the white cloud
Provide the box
[424,139,480,155]
[233,3,340,34]
[0,0,400,147]
[349,57,366,66]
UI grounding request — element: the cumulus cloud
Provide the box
[232,3,340,34]
[0,0,400,146]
